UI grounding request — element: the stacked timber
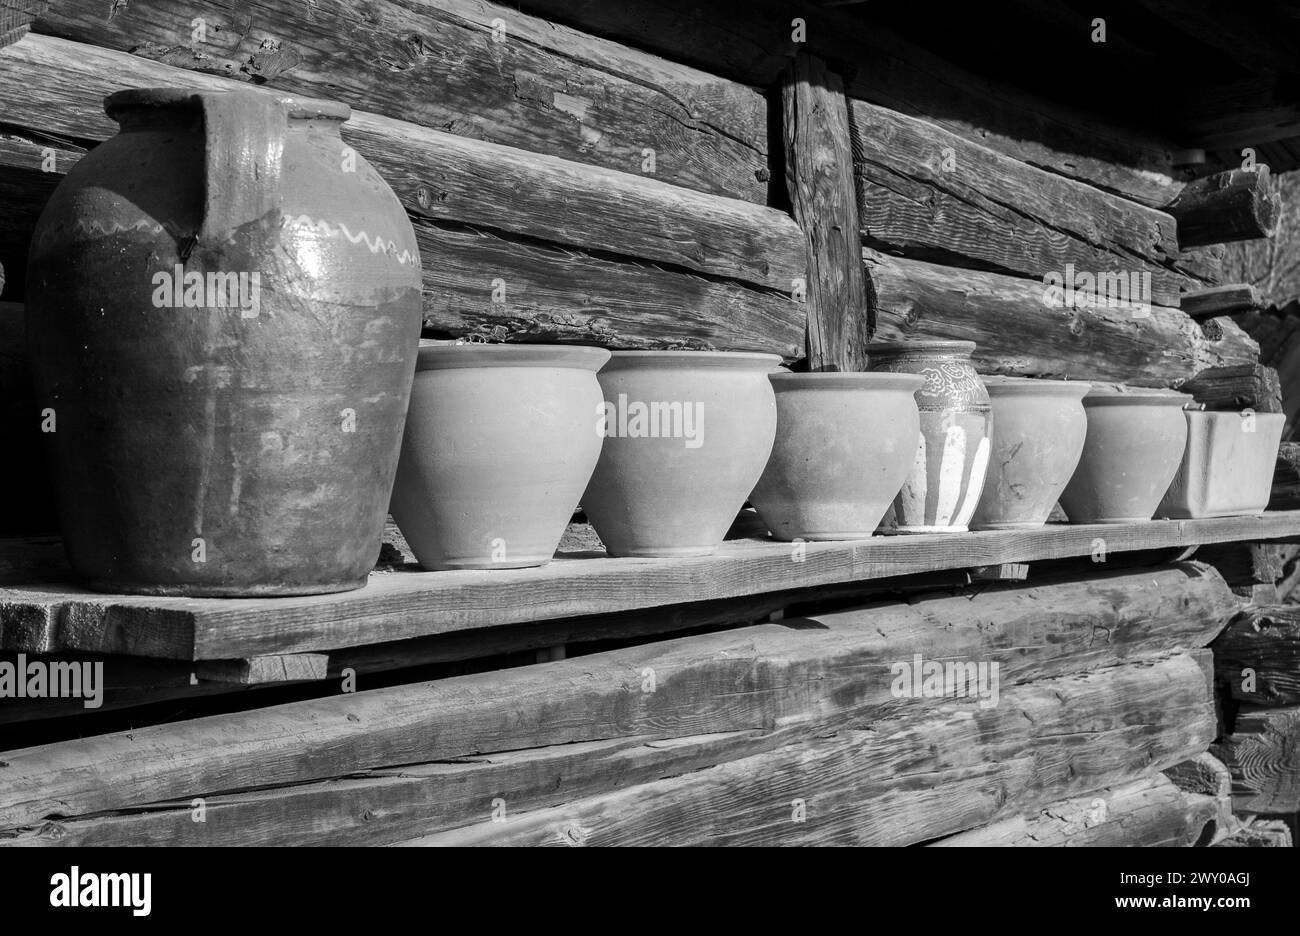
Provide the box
[1212,604,1300,840]
[0,563,1238,846]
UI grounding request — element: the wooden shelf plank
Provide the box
[3,512,1300,662]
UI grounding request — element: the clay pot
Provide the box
[1058,387,1191,524]
[581,351,780,557]
[749,372,923,540]
[1157,410,1286,519]
[26,88,422,595]
[970,377,1091,530]
[866,340,991,533]
[390,343,609,570]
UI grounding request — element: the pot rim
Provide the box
[1183,409,1286,422]
[983,376,1092,397]
[769,371,926,391]
[602,350,784,370]
[865,339,977,356]
[105,88,351,123]
[1082,387,1193,407]
[414,342,611,372]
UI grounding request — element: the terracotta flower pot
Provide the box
[390,343,610,570]
[581,351,780,557]
[26,88,422,595]
[970,377,1091,530]
[866,340,991,533]
[1058,387,1191,524]
[749,372,923,540]
[1157,410,1286,519]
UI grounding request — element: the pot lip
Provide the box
[414,341,611,371]
[769,371,926,390]
[1082,385,1194,407]
[105,88,351,123]
[865,339,977,356]
[983,376,1092,396]
[603,350,785,369]
[1183,409,1286,421]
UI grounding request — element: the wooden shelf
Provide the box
[4,511,1300,662]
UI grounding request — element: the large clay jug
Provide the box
[26,88,423,596]
[867,340,991,533]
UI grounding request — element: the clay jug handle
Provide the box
[194,92,286,250]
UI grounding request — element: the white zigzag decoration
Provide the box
[281,214,420,267]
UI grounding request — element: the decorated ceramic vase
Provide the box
[867,340,991,533]
[26,88,423,595]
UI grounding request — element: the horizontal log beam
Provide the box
[395,652,1217,846]
[0,34,805,351]
[1182,284,1264,320]
[0,565,1233,835]
[1180,364,1281,412]
[864,249,1247,386]
[851,99,1218,308]
[932,775,1218,847]
[34,0,770,203]
[1169,168,1281,248]
[507,0,1182,206]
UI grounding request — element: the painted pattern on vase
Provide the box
[867,341,991,533]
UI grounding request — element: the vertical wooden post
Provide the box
[782,53,870,371]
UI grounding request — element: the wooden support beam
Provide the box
[864,249,1248,387]
[393,652,1216,846]
[1213,818,1293,847]
[1213,705,1300,814]
[0,0,46,48]
[0,566,1234,835]
[1182,284,1264,321]
[1168,167,1281,248]
[782,53,867,370]
[1,513,1290,661]
[1180,364,1282,413]
[850,99,1218,308]
[932,775,1219,847]
[1215,604,1300,706]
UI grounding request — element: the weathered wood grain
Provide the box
[0,566,1232,832]
[415,222,801,356]
[395,652,1217,846]
[194,654,329,685]
[1214,605,1300,706]
[1169,167,1281,248]
[508,0,1182,206]
[1182,284,1263,321]
[1180,364,1281,412]
[782,54,866,370]
[850,99,1218,308]
[1,513,1292,661]
[1272,444,1300,509]
[34,0,770,203]
[864,249,1249,386]
[1165,751,1236,843]
[1213,705,1300,814]
[932,775,1217,847]
[0,34,804,292]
